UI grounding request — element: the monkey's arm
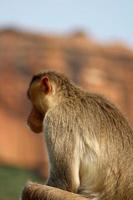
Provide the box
[22,182,88,200]
[44,112,80,193]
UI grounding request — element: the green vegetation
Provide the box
[0,166,44,200]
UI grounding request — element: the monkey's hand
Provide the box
[22,182,54,200]
[21,182,88,200]
[21,182,40,200]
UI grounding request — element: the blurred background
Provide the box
[0,0,133,199]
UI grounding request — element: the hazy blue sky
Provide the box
[0,0,133,45]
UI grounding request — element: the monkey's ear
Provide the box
[41,76,52,94]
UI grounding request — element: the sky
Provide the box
[0,0,133,46]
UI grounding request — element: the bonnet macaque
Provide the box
[22,71,133,200]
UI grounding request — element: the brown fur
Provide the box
[22,71,133,200]
[22,182,88,200]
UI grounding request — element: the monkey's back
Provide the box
[76,92,133,199]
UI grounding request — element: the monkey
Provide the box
[22,70,133,200]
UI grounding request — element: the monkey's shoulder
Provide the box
[45,91,132,128]
[46,92,123,118]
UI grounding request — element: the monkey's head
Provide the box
[27,71,70,133]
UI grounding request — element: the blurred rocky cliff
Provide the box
[0,28,133,177]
